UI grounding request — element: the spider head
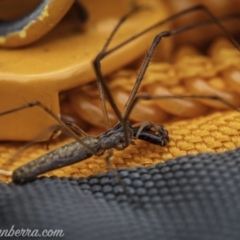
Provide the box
[132,124,169,146]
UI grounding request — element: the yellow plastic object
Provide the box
[0,0,171,141]
[67,39,240,128]
[0,0,75,47]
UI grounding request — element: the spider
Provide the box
[0,4,239,183]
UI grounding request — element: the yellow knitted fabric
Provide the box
[1,110,240,183]
[0,38,240,183]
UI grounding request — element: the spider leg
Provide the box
[0,125,59,177]
[121,22,239,146]
[45,126,63,150]
[92,4,240,148]
[45,120,88,153]
[124,94,240,123]
[0,101,95,154]
[92,6,142,130]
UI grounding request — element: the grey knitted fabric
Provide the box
[1,148,240,240]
